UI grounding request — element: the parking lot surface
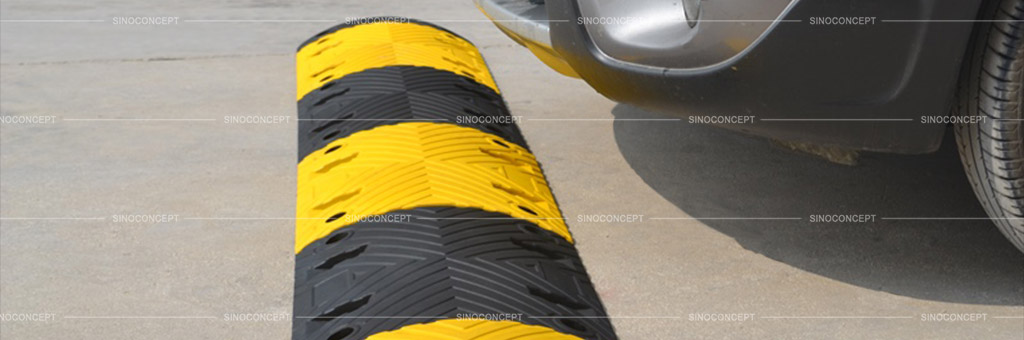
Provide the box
[1,1,1022,339]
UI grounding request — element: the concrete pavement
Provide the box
[1,0,1022,339]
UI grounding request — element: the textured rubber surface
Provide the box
[954,0,1024,252]
[295,122,569,253]
[293,207,614,340]
[366,320,580,340]
[296,20,498,100]
[297,66,527,162]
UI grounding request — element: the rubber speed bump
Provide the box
[293,17,617,340]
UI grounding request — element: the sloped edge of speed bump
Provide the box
[295,122,570,253]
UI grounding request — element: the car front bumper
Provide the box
[478,0,983,154]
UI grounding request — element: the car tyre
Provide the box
[954,0,1024,253]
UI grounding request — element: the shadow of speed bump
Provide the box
[293,17,618,340]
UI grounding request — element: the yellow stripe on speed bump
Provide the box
[295,122,570,253]
[366,319,581,340]
[296,21,499,100]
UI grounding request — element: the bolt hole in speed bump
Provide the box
[292,17,618,340]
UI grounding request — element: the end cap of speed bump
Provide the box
[296,17,499,100]
[297,17,468,52]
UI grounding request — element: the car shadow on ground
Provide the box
[612,104,1024,306]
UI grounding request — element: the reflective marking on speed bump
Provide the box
[296,20,499,100]
[366,319,581,340]
[294,122,570,254]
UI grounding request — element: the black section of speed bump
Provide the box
[297,16,469,52]
[297,66,528,161]
[292,207,617,340]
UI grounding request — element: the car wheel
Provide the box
[954,0,1024,252]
